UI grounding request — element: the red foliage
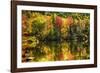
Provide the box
[55,16,62,27]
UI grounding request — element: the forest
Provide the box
[22,10,90,62]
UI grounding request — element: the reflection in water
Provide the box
[22,39,90,62]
